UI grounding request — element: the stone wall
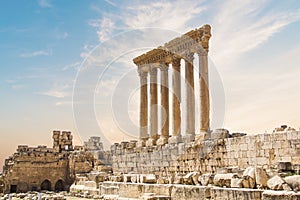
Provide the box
[111,130,300,175]
[2,131,95,193]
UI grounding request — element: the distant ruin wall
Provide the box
[111,130,300,174]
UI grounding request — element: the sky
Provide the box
[1,0,300,170]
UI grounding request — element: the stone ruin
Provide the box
[2,25,300,200]
[0,131,108,194]
[84,137,112,165]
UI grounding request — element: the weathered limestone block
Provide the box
[157,177,169,184]
[242,167,256,189]
[210,187,262,200]
[231,178,243,188]
[140,195,171,200]
[99,182,120,196]
[183,172,200,185]
[255,167,269,189]
[140,174,157,184]
[143,184,173,197]
[109,176,123,182]
[198,173,214,186]
[262,190,300,200]
[213,173,238,188]
[131,175,140,183]
[211,129,229,140]
[173,174,183,184]
[284,175,300,192]
[267,175,285,190]
[118,183,143,198]
[170,185,211,200]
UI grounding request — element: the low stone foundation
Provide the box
[97,181,300,200]
[99,182,211,200]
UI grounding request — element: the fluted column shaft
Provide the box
[185,53,195,135]
[199,51,210,132]
[160,64,169,141]
[150,67,158,141]
[139,70,149,140]
[172,57,181,136]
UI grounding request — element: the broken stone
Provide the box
[140,174,157,184]
[255,167,268,188]
[284,175,300,192]
[267,175,285,190]
[198,174,214,186]
[211,129,229,139]
[231,178,243,188]
[173,174,183,184]
[213,173,238,188]
[242,167,256,189]
[182,172,200,185]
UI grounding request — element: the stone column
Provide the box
[184,52,195,142]
[199,50,210,133]
[146,66,159,147]
[169,56,182,144]
[157,63,169,146]
[137,68,149,147]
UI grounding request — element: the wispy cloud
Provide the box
[38,84,70,98]
[20,49,52,58]
[55,101,72,106]
[123,1,205,31]
[37,0,52,8]
[104,0,117,7]
[88,17,115,42]
[62,61,81,71]
[210,1,300,68]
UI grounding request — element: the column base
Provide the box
[182,134,195,143]
[136,138,148,148]
[146,137,158,147]
[195,130,210,144]
[156,137,168,146]
[168,135,182,144]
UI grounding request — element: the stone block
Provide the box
[198,173,214,186]
[213,173,238,188]
[170,185,210,200]
[210,187,262,200]
[262,142,272,150]
[211,129,229,140]
[284,175,300,192]
[255,167,268,189]
[267,175,285,190]
[262,190,300,200]
[231,178,243,188]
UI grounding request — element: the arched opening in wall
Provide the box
[54,180,64,191]
[10,185,17,193]
[41,179,51,191]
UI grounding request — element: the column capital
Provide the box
[138,68,148,78]
[195,46,208,56]
[149,65,158,76]
[159,63,169,71]
[171,55,181,67]
[184,51,194,63]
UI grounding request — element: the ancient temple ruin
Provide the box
[133,24,211,147]
[2,24,300,200]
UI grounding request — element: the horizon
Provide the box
[1,0,300,171]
